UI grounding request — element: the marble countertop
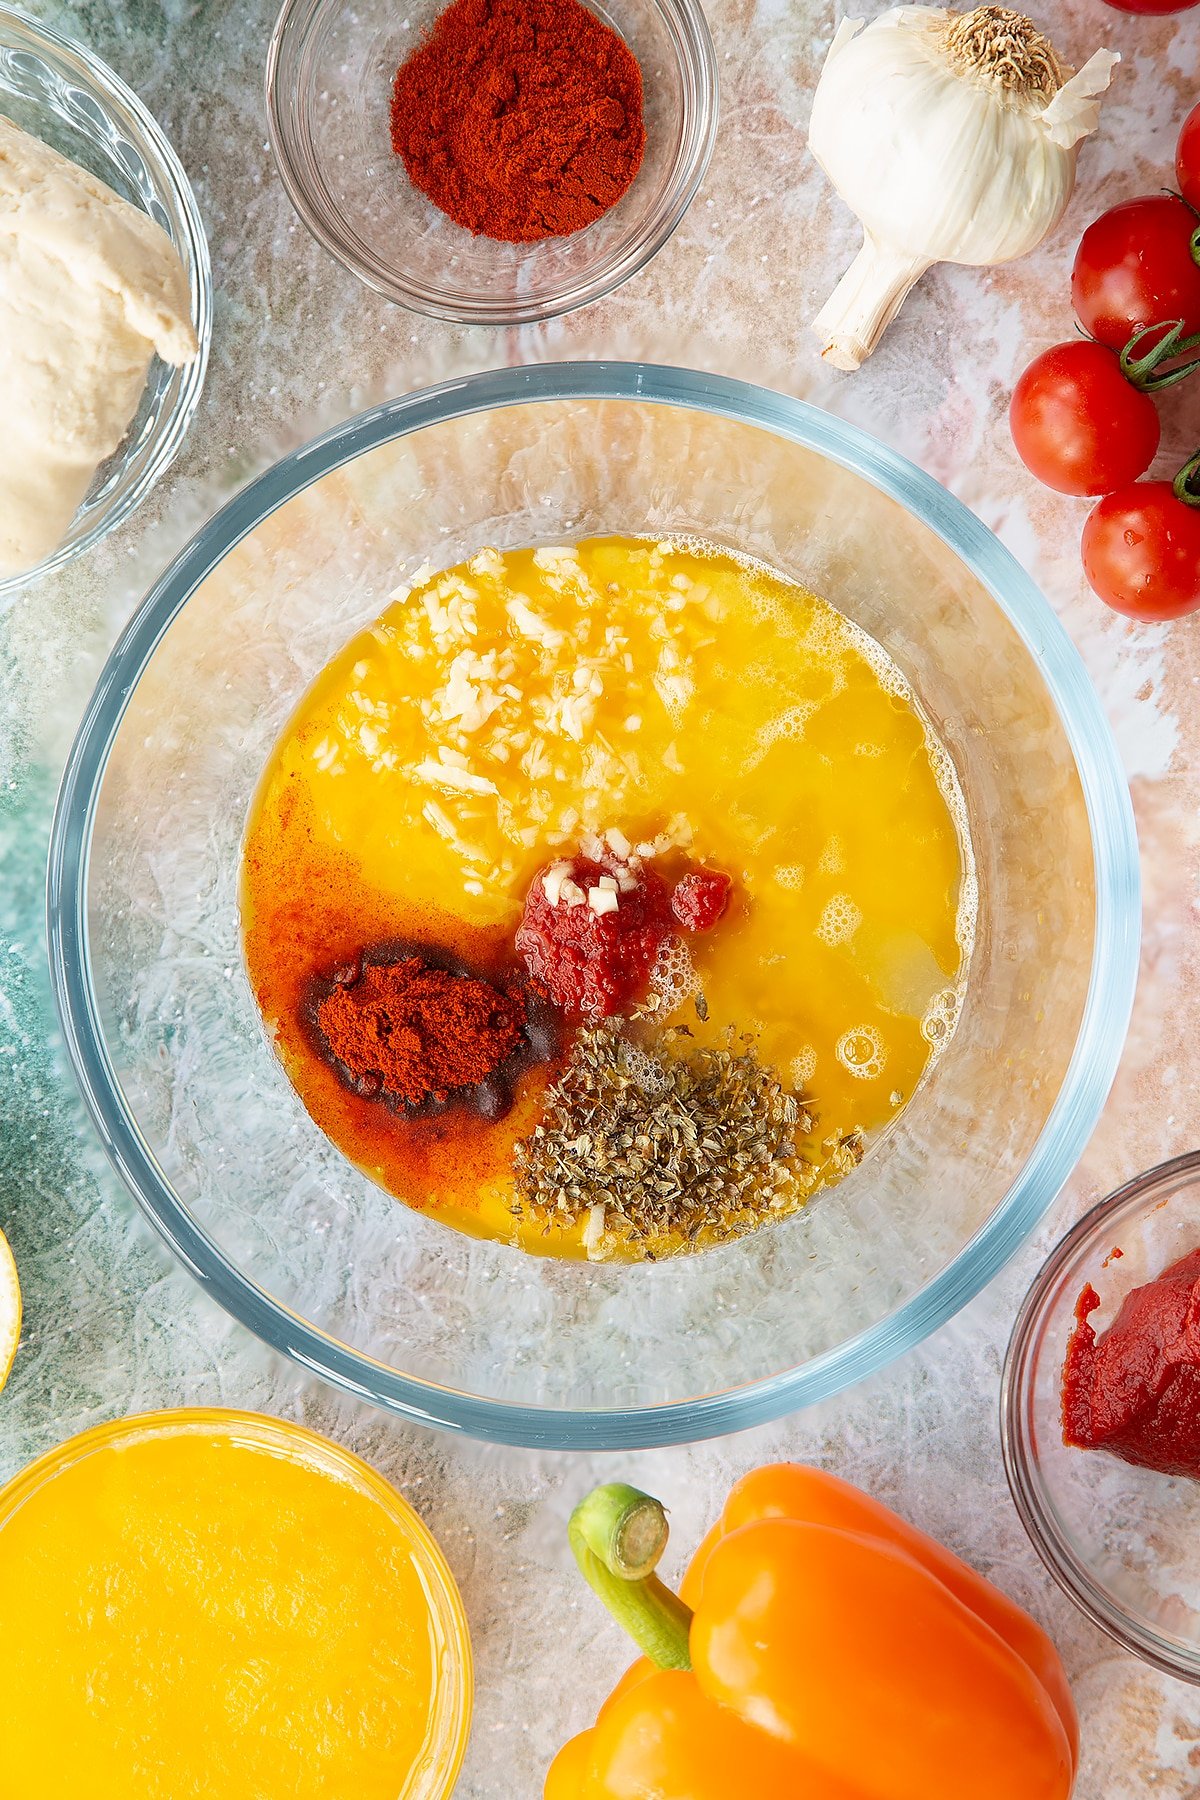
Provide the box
[3,0,1199,1793]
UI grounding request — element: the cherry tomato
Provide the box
[1102,0,1199,13]
[1010,343,1160,497]
[1082,483,1200,619]
[1179,103,1200,214]
[1072,196,1200,350]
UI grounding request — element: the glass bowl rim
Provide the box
[46,360,1141,1450]
[1000,1149,1200,1684]
[0,2,213,599]
[264,0,719,325]
[0,1404,474,1794]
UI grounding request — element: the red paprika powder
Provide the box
[389,0,646,243]
[316,955,527,1110]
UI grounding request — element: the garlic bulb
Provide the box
[809,6,1118,371]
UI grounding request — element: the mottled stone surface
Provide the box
[2,0,1199,1793]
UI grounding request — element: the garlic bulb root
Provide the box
[938,7,1064,96]
[808,5,1119,371]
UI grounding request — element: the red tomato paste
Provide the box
[1062,1247,1200,1478]
[670,867,732,932]
[516,854,731,1018]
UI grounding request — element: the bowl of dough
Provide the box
[0,5,211,599]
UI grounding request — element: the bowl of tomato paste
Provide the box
[1003,1150,1200,1684]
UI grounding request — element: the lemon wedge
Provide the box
[0,1229,21,1393]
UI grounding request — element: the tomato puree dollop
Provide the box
[516,853,731,1018]
[670,867,732,932]
[1062,1247,1200,1479]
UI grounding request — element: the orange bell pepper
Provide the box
[546,1464,1078,1800]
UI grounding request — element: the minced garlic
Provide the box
[336,540,709,898]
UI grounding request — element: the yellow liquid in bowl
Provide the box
[243,535,972,1257]
[0,1411,472,1799]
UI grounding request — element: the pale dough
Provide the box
[0,115,198,576]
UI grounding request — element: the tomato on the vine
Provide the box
[1009,342,1160,497]
[1081,466,1200,621]
[1072,196,1200,350]
[1179,103,1200,214]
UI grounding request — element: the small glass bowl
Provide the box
[266,0,717,324]
[1002,1151,1200,1683]
[0,5,211,601]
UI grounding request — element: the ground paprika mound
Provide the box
[315,954,527,1111]
[389,0,646,244]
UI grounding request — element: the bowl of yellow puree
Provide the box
[48,363,1139,1448]
[0,1409,471,1798]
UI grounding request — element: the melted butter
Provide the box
[242,535,972,1258]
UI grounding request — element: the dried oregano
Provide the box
[511,1019,860,1260]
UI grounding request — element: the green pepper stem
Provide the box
[568,1484,694,1671]
[1173,449,1200,509]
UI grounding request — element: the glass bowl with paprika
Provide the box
[265,0,717,323]
[1003,1150,1200,1684]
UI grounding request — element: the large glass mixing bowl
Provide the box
[47,365,1140,1448]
